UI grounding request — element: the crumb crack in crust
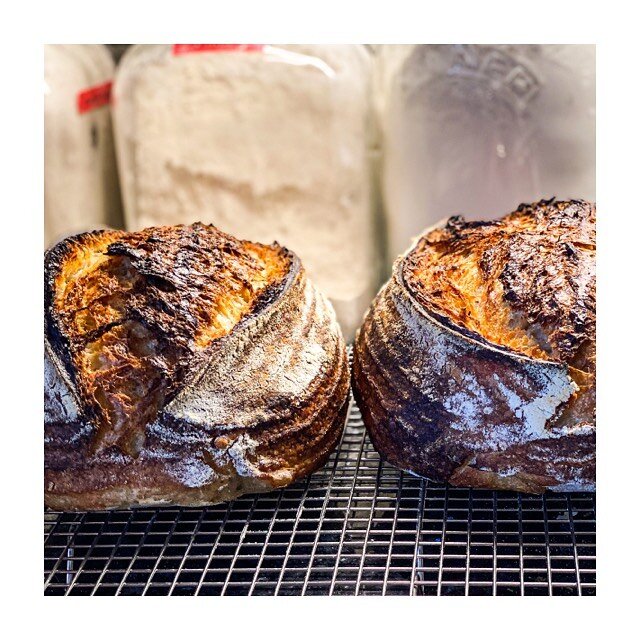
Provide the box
[353,199,595,493]
[45,224,349,510]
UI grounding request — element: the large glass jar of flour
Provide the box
[44,44,123,248]
[113,44,381,341]
[378,45,596,260]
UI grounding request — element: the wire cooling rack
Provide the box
[44,398,596,596]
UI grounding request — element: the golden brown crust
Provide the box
[353,199,595,493]
[403,199,595,372]
[45,224,349,510]
[47,224,290,457]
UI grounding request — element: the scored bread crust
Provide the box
[353,200,595,493]
[45,224,350,510]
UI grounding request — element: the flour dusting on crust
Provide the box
[353,200,596,494]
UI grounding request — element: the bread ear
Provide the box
[165,267,318,428]
[354,270,581,486]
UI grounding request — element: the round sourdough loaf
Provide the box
[45,223,349,510]
[353,199,595,493]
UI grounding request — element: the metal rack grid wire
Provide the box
[44,397,596,596]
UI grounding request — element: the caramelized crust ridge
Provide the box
[46,223,291,457]
[402,199,595,373]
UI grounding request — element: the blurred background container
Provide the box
[44,44,123,247]
[377,44,595,260]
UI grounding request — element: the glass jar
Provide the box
[378,44,596,260]
[112,44,381,341]
[44,44,123,248]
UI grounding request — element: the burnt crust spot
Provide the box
[402,199,595,374]
[45,223,292,458]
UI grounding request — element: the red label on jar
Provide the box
[77,81,112,114]
[172,44,264,56]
